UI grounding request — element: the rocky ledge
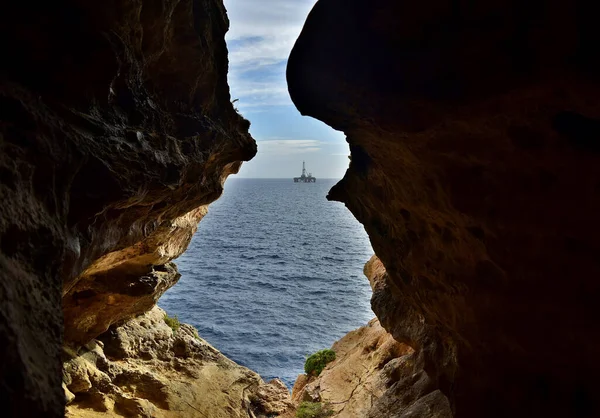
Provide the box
[63,306,294,418]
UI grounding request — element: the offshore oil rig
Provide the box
[293,161,316,183]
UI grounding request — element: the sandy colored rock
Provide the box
[63,207,208,345]
[64,262,182,347]
[291,374,313,403]
[288,0,600,416]
[293,318,417,418]
[64,306,293,418]
[252,379,295,416]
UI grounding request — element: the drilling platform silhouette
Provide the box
[293,161,316,183]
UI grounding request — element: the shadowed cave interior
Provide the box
[1,0,600,417]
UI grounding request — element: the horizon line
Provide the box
[229,177,343,180]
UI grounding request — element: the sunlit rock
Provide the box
[292,317,420,417]
[64,307,294,418]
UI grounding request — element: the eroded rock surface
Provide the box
[64,307,294,418]
[63,206,208,345]
[292,318,446,418]
[288,1,600,416]
[1,0,255,415]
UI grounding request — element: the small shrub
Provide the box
[304,349,336,376]
[163,313,180,333]
[296,402,333,418]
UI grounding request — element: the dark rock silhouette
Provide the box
[288,0,600,416]
[0,0,255,416]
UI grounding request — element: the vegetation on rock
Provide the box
[296,402,333,418]
[304,349,336,376]
[163,313,181,333]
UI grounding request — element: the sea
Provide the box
[159,178,375,388]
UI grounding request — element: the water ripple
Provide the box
[159,178,374,388]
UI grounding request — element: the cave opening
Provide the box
[158,175,375,388]
[4,0,598,416]
[58,0,396,416]
[155,0,379,389]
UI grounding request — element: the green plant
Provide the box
[296,402,333,418]
[163,313,180,333]
[304,349,336,376]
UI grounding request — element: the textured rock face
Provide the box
[288,1,600,416]
[63,206,208,345]
[0,0,255,415]
[292,318,424,418]
[64,307,294,418]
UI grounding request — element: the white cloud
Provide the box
[225,0,315,42]
[224,0,315,69]
[257,139,322,155]
[224,0,317,109]
[228,79,290,109]
[227,31,299,70]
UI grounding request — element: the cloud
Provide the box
[257,139,322,155]
[234,139,351,179]
[224,0,317,111]
[228,35,296,71]
[225,0,315,43]
[229,78,290,108]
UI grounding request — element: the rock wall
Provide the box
[63,307,293,418]
[292,318,425,418]
[288,1,600,416]
[0,0,255,416]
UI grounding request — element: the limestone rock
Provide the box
[64,307,293,418]
[300,381,321,403]
[251,379,295,416]
[292,318,421,418]
[291,374,313,403]
[63,383,76,405]
[0,0,254,415]
[63,207,208,345]
[288,0,600,416]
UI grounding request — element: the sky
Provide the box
[223,0,350,179]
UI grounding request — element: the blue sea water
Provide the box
[159,178,374,387]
